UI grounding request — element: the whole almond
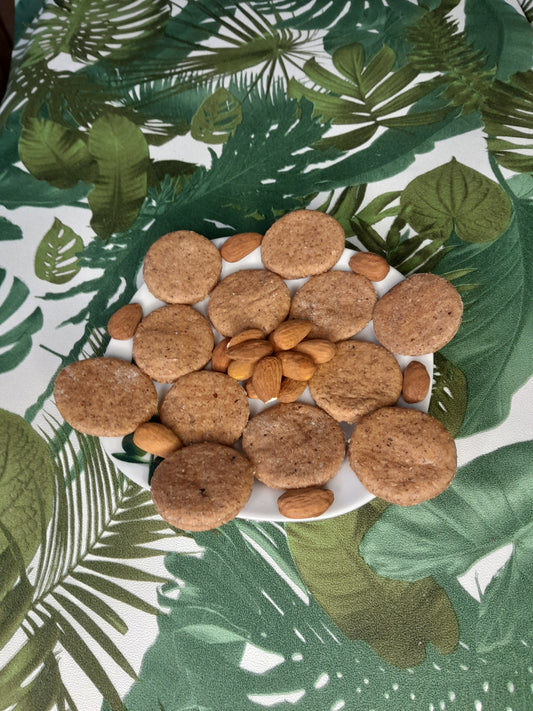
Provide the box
[228,328,265,348]
[349,252,390,281]
[270,319,313,350]
[402,360,431,403]
[107,303,143,340]
[211,338,231,372]
[133,422,182,458]
[277,487,334,519]
[293,339,336,364]
[245,379,260,399]
[276,350,316,381]
[220,232,263,262]
[227,339,273,362]
[252,356,282,402]
[227,359,256,380]
[277,378,307,403]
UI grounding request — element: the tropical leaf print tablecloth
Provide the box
[1,1,532,709]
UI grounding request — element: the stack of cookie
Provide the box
[54,210,462,530]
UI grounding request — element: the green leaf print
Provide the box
[191,87,242,144]
[360,441,533,650]
[0,217,22,241]
[400,158,512,243]
[0,270,43,374]
[34,218,83,284]
[87,114,149,239]
[286,501,459,668]
[428,352,468,437]
[18,118,96,189]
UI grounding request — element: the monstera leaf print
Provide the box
[34,219,83,285]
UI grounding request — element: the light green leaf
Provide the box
[87,113,149,239]
[0,217,23,241]
[286,503,458,668]
[18,118,95,189]
[191,88,242,144]
[400,158,512,243]
[428,352,467,437]
[34,218,83,285]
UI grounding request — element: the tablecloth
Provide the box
[1,1,532,709]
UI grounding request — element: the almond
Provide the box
[276,350,316,381]
[245,379,260,399]
[293,339,336,364]
[252,356,282,402]
[226,339,274,362]
[220,232,263,262]
[349,251,390,281]
[107,303,143,340]
[211,338,231,372]
[277,487,334,519]
[227,328,265,348]
[133,422,182,458]
[277,378,307,403]
[227,359,256,380]
[402,360,431,403]
[270,319,313,350]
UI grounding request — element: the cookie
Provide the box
[133,304,214,383]
[151,442,254,531]
[143,230,221,304]
[241,402,345,489]
[261,209,345,279]
[54,357,157,437]
[348,406,457,505]
[372,273,463,355]
[309,340,402,423]
[289,270,377,341]
[160,370,250,446]
[207,269,290,337]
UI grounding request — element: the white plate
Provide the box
[102,238,433,522]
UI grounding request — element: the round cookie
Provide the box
[241,402,345,489]
[133,304,214,383]
[289,271,377,341]
[261,210,345,279]
[348,407,457,505]
[207,269,290,337]
[151,442,254,531]
[54,357,157,437]
[143,230,222,304]
[160,370,250,446]
[372,273,463,355]
[309,340,402,423]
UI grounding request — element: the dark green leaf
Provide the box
[428,352,468,437]
[0,216,23,241]
[34,218,83,284]
[191,87,242,144]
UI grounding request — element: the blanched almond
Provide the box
[270,319,313,350]
[252,356,282,402]
[107,303,143,340]
[133,422,182,458]
[402,360,431,403]
[293,339,336,364]
[226,339,273,362]
[349,251,390,281]
[277,487,334,519]
[211,338,231,372]
[220,232,263,262]
[227,359,256,380]
[277,378,307,403]
[276,350,315,381]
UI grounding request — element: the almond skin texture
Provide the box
[276,350,316,381]
[133,422,182,458]
[402,360,431,403]
[277,378,307,403]
[252,356,282,402]
[227,328,266,348]
[227,359,256,380]
[349,252,390,281]
[107,303,143,340]
[211,338,231,373]
[270,319,313,350]
[226,339,274,362]
[277,487,334,519]
[220,232,263,262]
[293,339,336,364]
[245,379,260,399]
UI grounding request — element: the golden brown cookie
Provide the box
[133,304,214,383]
[289,271,377,341]
[372,273,463,355]
[348,406,457,505]
[261,209,345,279]
[54,357,157,437]
[160,370,250,446]
[241,402,345,489]
[151,442,254,531]
[207,269,290,337]
[309,340,402,423]
[143,231,222,304]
